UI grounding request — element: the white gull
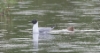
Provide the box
[32,20,54,34]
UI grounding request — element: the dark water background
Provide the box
[0,0,100,53]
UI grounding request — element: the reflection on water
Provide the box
[33,34,39,50]
[0,0,100,53]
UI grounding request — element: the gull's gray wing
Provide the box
[39,27,53,33]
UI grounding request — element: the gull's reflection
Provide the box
[33,33,39,50]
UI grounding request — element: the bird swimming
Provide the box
[32,20,54,34]
[49,26,74,34]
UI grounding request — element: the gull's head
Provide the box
[32,20,37,24]
[32,19,39,34]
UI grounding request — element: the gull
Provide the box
[32,20,54,34]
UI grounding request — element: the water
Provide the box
[0,0,100,53]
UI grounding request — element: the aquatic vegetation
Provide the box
[0,0,17,16]
[0,0,17,38]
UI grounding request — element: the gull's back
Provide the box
[39,27,53,34]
